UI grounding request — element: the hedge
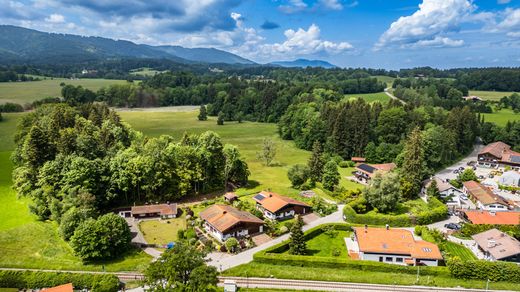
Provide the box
[0,271,120,291]
[447,258,520,282]
[343,198,448,227]
[254,223,450,277]
[461,224,520,240]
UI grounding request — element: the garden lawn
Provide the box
[0,78,128,104]
[482,108,520,127]
[222,262,520,291]
[338,167,363,191]
[344,92,390,104]
[443,242,477,261]
[139,217,186,246]
[469,90,518,101]
[302,230,351,257]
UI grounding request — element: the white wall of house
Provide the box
[478,202,508,211]
[359,252,439,266]
[259,206,296,220]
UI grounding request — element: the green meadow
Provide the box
[344,92,390,104]
[469,90,518,101]
[482,108,520,127]
[0,78,128,104]
[374,75,396,87]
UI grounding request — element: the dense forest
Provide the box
[12,103,249,221]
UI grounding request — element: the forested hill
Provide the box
[270,59,337,68]
[0,25,255,65]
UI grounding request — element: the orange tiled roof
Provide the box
[200,204,263,233]
[42,283,73,292]
[463,181,509,206]
[254,191,310,213]
[131,203,178,216]
[464,210,520,225]
[479,142,511,159]
[354,227,442,260]
[351,157,366,162]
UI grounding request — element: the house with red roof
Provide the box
[478,141,520,169]
[253,191,311,220]
[462,181,510,211]
[464,210,520,225]
[200,204,264,242]
[349,226,443,266]
[130,203,178,219]
[42,283,73,292]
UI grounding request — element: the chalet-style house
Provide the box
[200,204,264,242]
[128,203,178,219]
[472,229,520,262]
[253,191,311,220]
[462,181,509,211]
[478,142,520,169]
[354,163,396,183]
[349,227,443,266]
[463,210,520,225]
[421,176,462,207]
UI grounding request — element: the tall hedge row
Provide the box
[447,258,520,282]
[461,224,520,240]
[0,271,120,291]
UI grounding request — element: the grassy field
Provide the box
[139,217,186,246]
[0,113,23,152]
[0,78,128,104]
[130,67,166,76]
[469,90,518,101]
[443,242,477,261]
[223,262,519,291]
[302,230,351,257]
[344,92,390,104]
[374,75,395,87]
[482,108,520,126]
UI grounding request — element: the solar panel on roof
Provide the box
[254,194,266,201]
[358,164,376,173]
[510,155,520,163]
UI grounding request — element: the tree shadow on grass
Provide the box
[305,249,321,256]
[242,180,260,190]
[83,246,148,270]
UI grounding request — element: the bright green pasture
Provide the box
[469,90,518,101]
[0,78,128,104]
[344,92,390,104]
[130,67,166,76]
[0,112,23,152]
[482,108,520,126]
[443,242,477,261]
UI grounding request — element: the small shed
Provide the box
[224,192,238,202]
[351,157,366,163]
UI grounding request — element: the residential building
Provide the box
[421,176,462,207]
[472,229,520,262]
[253,191,311,220]
[199,204,264,242]
[354,163,396,183]
[463,210,520,225]
[129,203,178,219]
[478,141,520,169]
[462,181,509,211]
[498,171,520,187]
[350,226,443,266]
[42,283,73,292]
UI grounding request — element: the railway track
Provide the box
[219,276,508,292]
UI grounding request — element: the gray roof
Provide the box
[472,229,520,260]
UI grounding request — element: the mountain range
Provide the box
[0,25,337,68]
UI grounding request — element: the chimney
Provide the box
[223,211,227,215]
[386,224,389,230]
[488,240,496,248]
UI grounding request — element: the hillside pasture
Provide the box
[469,90,518,101]
[482,108,520,127]
[130,67,166,76]
[0,78,128,104]
[344,92,390,104]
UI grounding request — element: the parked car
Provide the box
[444,223,461,230]
[458,167,465,171]
[488,174,494,178]
[478,175,484,179]
[453,169,459,174]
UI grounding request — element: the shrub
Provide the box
[225,237,240,253]
[0,102,24,112]
[0,271,119,291]
[338,161,354,168]
[447,258,520,282]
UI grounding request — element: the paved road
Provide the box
[219,277,508,292]
[435,143,484,181]
[207,205,345,271]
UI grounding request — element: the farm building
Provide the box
[253,191,311,220]
[200,204,264,242]
[462,181,509,211]
[348,226,443,266]
[472,229,520,262]
[354,163,396,183]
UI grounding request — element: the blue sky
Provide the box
[1,0,520,69]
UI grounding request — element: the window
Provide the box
[379,257,383,262]
[385,257,393,262]
[396,258,403,263]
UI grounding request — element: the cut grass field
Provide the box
[469,90,518,101]
[374,75,396,87]
[443,242,477,261]
[222,262,520,291]
[0,78,128,104]
[130,67,167,76]
[482,108,520,127]
[344,92,390,104]
[300,230,350,257]
[139,217,186,246]
[0,113,23,152]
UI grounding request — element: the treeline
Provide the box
[480,120,520,152]
[12,103,249,221]
[0,69,40,82]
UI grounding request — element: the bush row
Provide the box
[343,198,448,227]
[447,258,520,282]
[460,224,520,240]
[0,271,120,291]
[254,223,449,277]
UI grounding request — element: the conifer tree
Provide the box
[308,141,324,184]
[322,160,340,191]
[399,127,428,199]
[288,215,306,255]
[217,111,224,125]
[198,105,208,121]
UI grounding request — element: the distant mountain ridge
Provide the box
[0,25,255,65]
[269,59,337,68]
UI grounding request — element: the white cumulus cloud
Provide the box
[45,13,65,23]
[412,36,464,48]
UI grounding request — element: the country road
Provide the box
[218,277,509,292]
[384,87,406,104]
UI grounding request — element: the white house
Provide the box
[199,204,264,242]
[349,226,443,266]
[422,176,462,207]
[499,171,520,187]
[463,181,509,211]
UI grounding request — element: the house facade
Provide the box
[128,203,178,219]
[472,229,520,263]
[253,191,311,220]
[349,227,443,266]
[478,141,520,169]
[354,163,396,183]
[421,176,462,207]
[462,181,509,211]
[199,204,264,242]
